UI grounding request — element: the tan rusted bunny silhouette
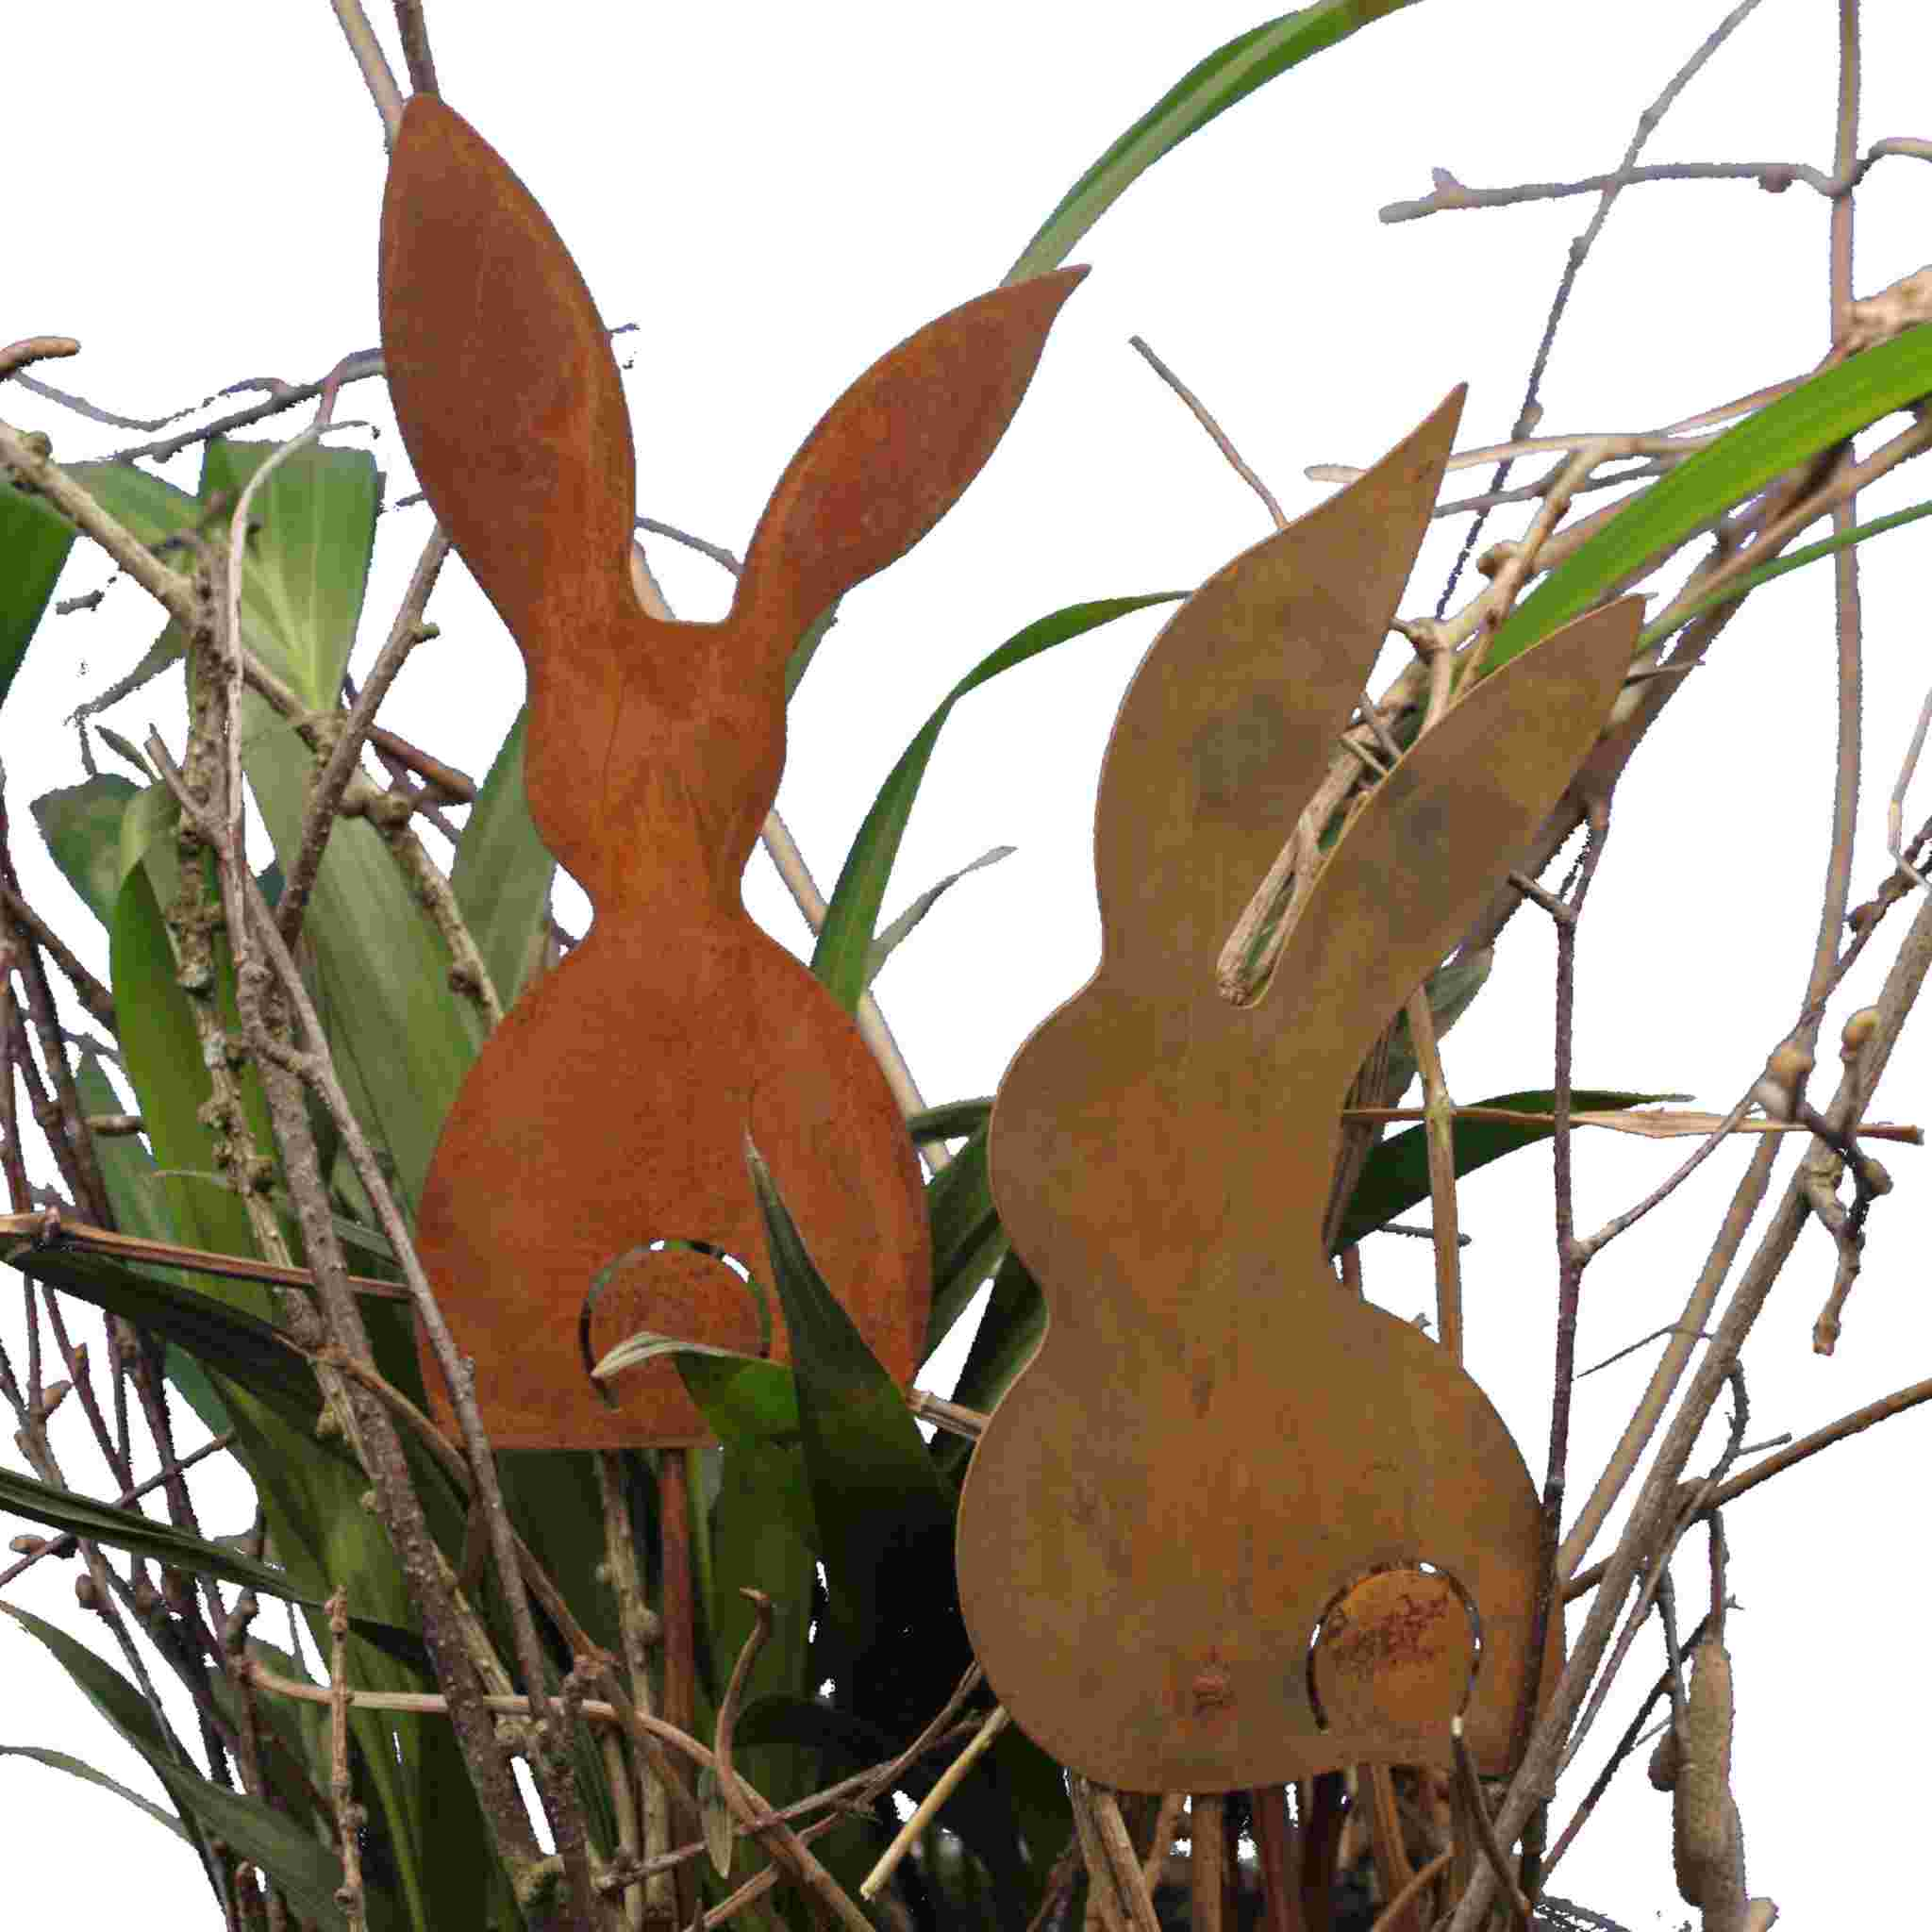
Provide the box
[955,391,1642,1789]
[379,96,1083,1446]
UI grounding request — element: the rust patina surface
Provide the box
[955,391,1642,1788]
[379,97,1082,1445]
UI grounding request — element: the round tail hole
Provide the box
[1307,1564,1481,1737]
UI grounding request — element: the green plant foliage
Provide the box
[450,706,553,1012]
[1330,1089,1670,1253]
[1637,493,1932,652]
[2,1601,351,1931]
[6,1242,325,1444]
[920,1124,1005,1364]
[1485,325,1932,675]
[197,439,380,709]
[0,1463,397,1629]
[931,1249,1045,1485]
[1006,2,1426,282]
[811,595,1179,1014]
[0,486,79,710]
[0,1742,187,1839]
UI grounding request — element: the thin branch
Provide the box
[1448,1718,1531,1930]
[278,526,452,946]
[1447,882,1932,1931]
[1380,140,1931,225]
[1127,334,1286,527]
[858,1705,1009,1900]
[329,0,405,143]
[0,337,81,383]
[0,889,114,1032]
[1427,0,1770,611]
[391,2,438,93]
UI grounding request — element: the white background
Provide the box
[6,3,1930,1925]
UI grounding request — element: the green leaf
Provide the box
[62,461,206,549]
[931,1249,1044,1483]
[0,1742,188,1838]
[33,774,140,930]
[811,595,1178,1013]
[1007,3,1425,282]
[1637,493,1932,653]
[71,1053,237,1445]
[921,1124,1006,1364]
[678,1351,804,1445]
[1,1603,351,1932]
[1485,326,1932,675]
[864,845,1014,988]
[450,706,554,1012]
[0,1462,381,1631]
[1330,1089,1670,1253]
[3,1241,326,1441]
[199,439,380,710]
[242,705,481,1211]
[742,1138,965,1741]
[907,1098,992,1145]
[106,800,455,1929]
[0,481,79,710]
[110,859,270,1302]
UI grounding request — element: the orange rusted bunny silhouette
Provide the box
[379,96,1083,1447]
[955,391,1642,1789]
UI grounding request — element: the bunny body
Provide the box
[380,97,1082,1445]
[956,394,1641,1788]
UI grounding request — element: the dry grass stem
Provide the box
[858,1705,1009,1900]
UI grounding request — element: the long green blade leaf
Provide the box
[450,706,553,1012]
[0,1742,188,1838]
[0,484,78,711]
[4,1241,325,1439]
[1486,326,1932,675]
[1637,494,1932,652]
[1007,3,1424,282]
[1331,1089,1666,1253]
[741,1138,965,1740]
[811,595,1177,1012]
[2,1603,350,1932]
[0,1463,408,1644]
[199,439,380,710]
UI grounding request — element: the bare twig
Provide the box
[325,1590,367,1932]
[858,1705,1010,1900]
[1380,141,1931,225]
[0,888,114,1034]
[1448,1719,1531,1930]
[1128,335,1286,527]
[278,525,453,948]
[391,2,438,93]
[329,0,405,142]
[1449,880,1932,1931]
[0,337,81,383]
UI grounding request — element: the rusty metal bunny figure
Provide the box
[379,96,1084,1448]
[955,391,1642,1789]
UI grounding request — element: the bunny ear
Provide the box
[1089,389,1464,973]
[1250,596,1645,1115]
[731,270,1087,667]
[379,96,637,650]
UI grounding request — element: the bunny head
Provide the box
[955,391,1641,1790]
[379,96,1084,1447]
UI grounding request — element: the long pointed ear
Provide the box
[1251,596,1645,1106]
[1089,389,1464,974]
[379,96,636,649]
[732,269,1087,664]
